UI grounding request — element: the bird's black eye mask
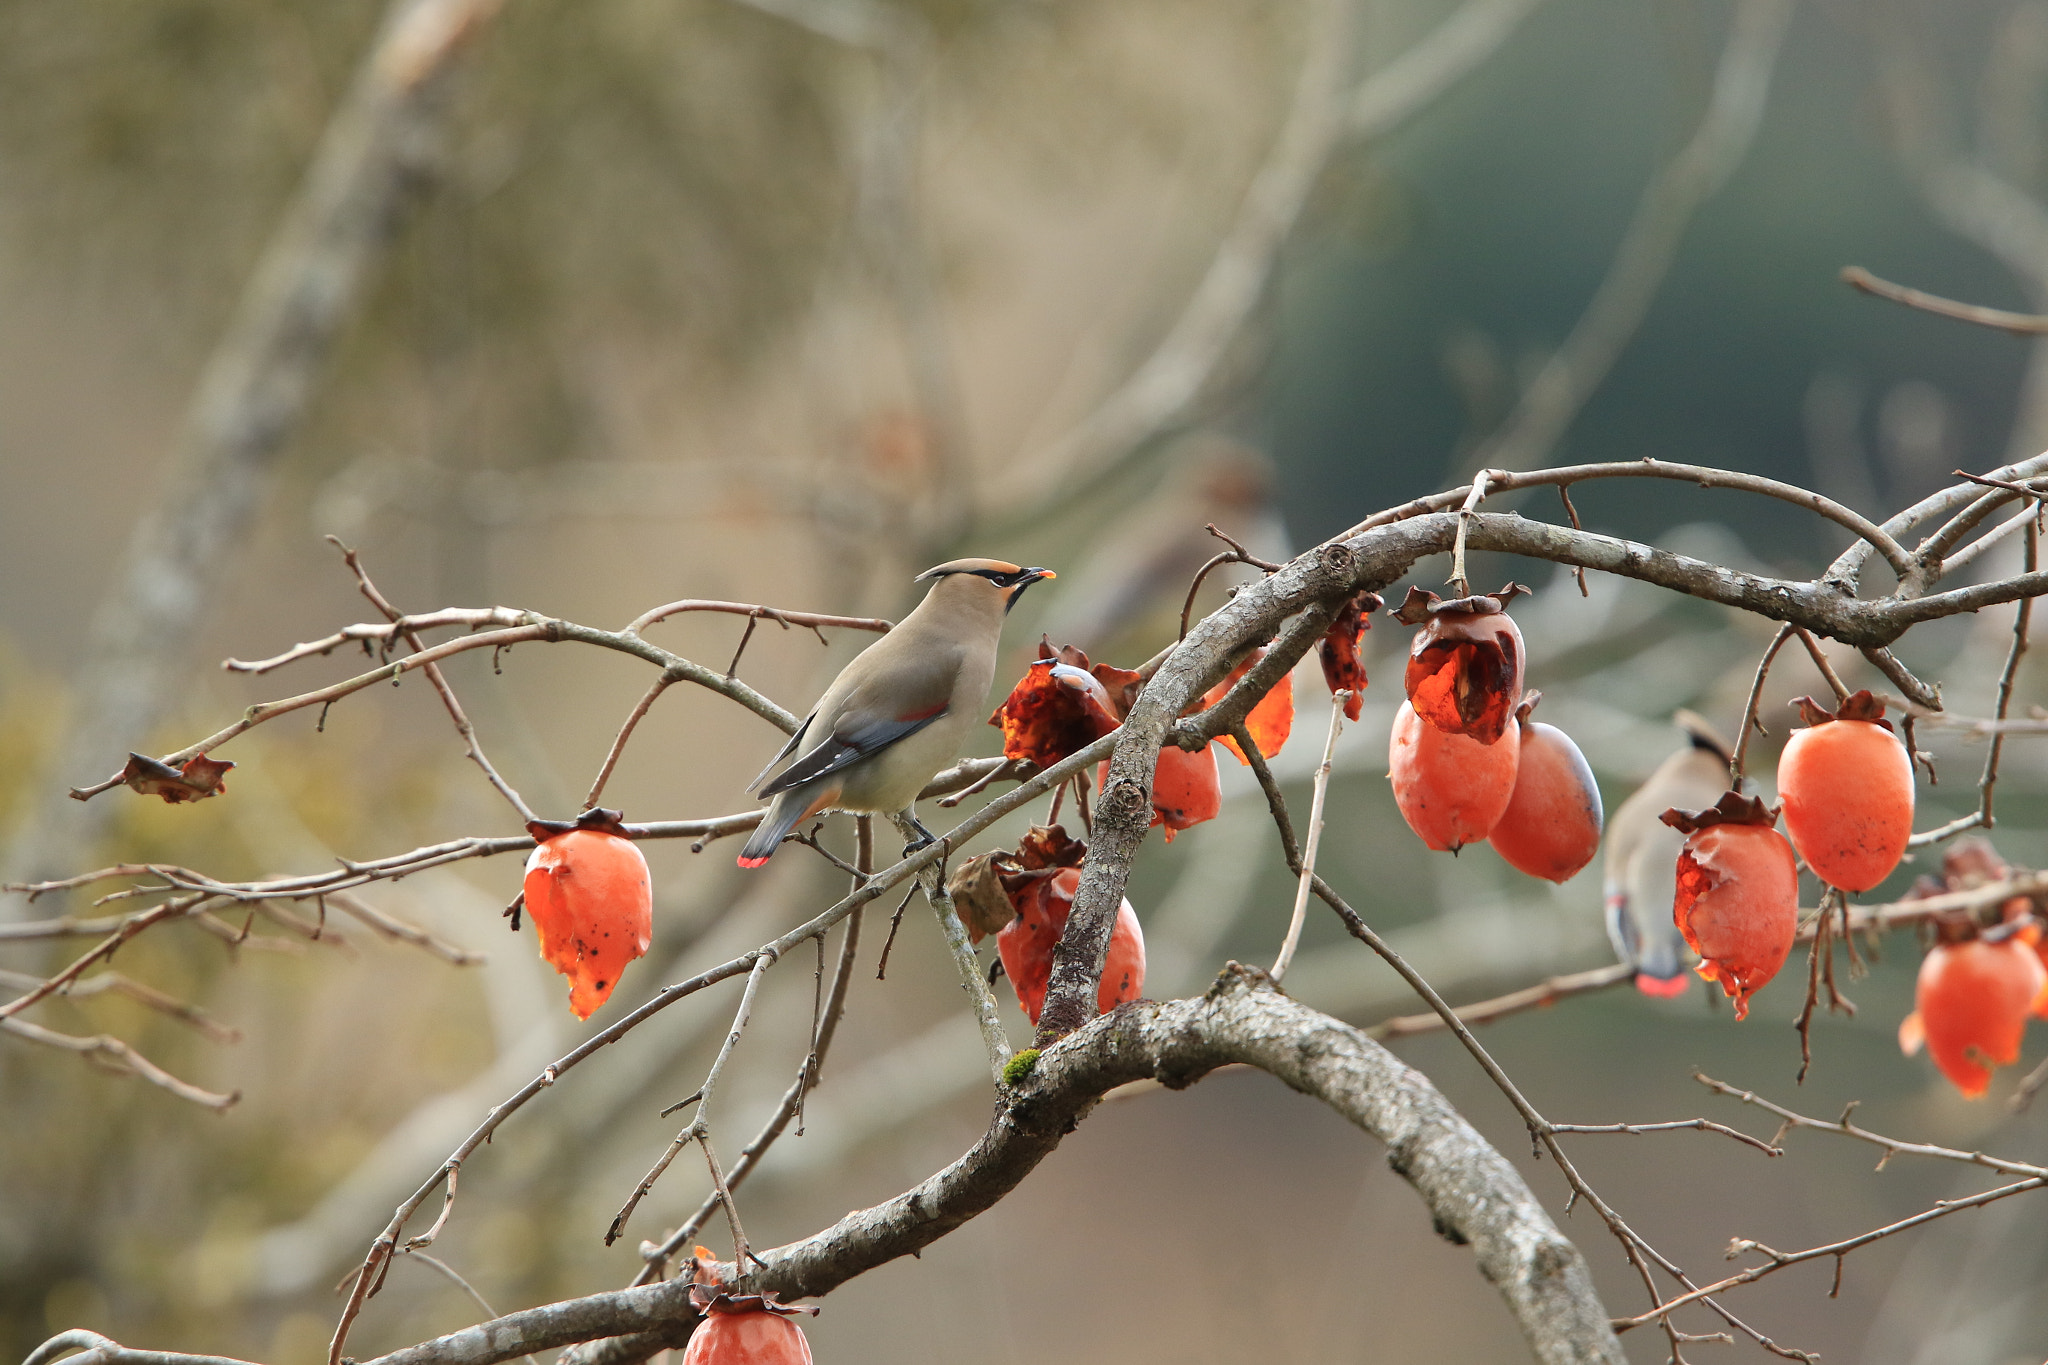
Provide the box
[924,566,1056,612]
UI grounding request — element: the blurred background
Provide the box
[4,0,2048,1360]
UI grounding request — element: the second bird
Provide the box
[737,559,1055,868]
[1603,710,1733,997]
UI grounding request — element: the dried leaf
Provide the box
[120,752,235,804]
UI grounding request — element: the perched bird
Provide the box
[737,559,1056,867]
[1603,710,1733,997]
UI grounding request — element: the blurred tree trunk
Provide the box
[3,0,505,898]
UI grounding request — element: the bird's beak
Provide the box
[1005,567,1055,614]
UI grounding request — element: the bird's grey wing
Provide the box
[756,648,961,798]
[756,710,947,797]
[748,712,815,795]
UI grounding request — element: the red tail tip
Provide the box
[737,854,771,869]
[1634,972,1691,999]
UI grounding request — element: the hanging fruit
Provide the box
[1658,794,1799,1020]
[980,825,1145,1024]
[1394,584,1527,745]
[1389,699,1520,852]
[681,1247,817,1365]
[522,809,653,1021]
[1898,919,2046,1098]
[1487,694,1603,882]
[1316,590,1381,721]
[1097,741,1222,842]
[1776,691,1914,892]
[1203,645,1295,764]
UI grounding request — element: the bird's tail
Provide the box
[737,784,836,868]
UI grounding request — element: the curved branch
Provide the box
[332,971,1619,1365]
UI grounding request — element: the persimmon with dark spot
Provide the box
[1394,584,1527,745]
[522,810,653,1021]
[1660,794,1798,1020]
[1389,699,1520,852]
[988,638,1140,767]
[1488,695,1603,882]
[1898,920,2046,1098]
[1777,691,1914,892]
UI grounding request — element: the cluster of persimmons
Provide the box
[509,587,2048,1129]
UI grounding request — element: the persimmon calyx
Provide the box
[1659,790,1779,834]
[1390,582,1530,625]
[1790,689,1894,731]
[687,1247,818,1317]
[527,806,632,841]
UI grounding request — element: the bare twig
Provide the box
[1790,628,1852,702]
[1369,963,1634,1040]
[1841,265,2048,335]
[1343,459,1916,579]
[0,1016,239,1109]
[1271,690,1346,983]
[624,599,892,640]
[328,537,536,823]
[922,864,1014,1084]
[1548,1118,1782,1159]
[1730,625,1795,785]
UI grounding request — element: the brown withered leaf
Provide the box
[120,753,235,804]
[946,852,1016,945]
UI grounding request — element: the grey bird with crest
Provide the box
[737,559,1055,867]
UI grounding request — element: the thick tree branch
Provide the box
[257,970,1617,1365]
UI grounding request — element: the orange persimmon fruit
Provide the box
[522,812,653,1021]
[1098,741,1222,842]
[1777,691,1914,892]
[1660,794,1798,1020]
[1488,699,1603,882]
[1395,585,1527,745]
[1389,699,1520,852]
[996,865,1145,1024]
[1899,926,2046,1098]
[682,1248,815,1365]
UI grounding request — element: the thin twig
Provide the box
[1841,265,2048,335]
[1730,625,1795,786]
[1271,690,1346,983]
[1790,628,1851,702]
[329,537,537,823]
[0,1015,240,1109]
[1548,1118,1781,1158]
[585,676,675,811]
[1369,963,1634,1039]
[1449,470,1494,595]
